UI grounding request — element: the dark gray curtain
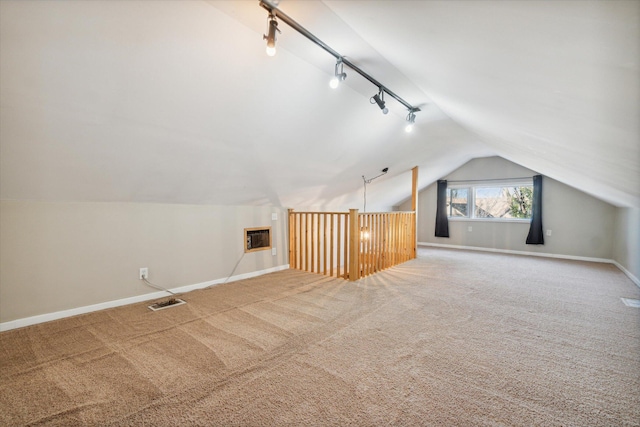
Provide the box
[435,180,449,238]
[526,175,544,245]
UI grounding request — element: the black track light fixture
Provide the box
[329,58,347,89]
[370,89,388,114]
[405,110,417,132]
[263,12,280,56]
[259,1,421,129]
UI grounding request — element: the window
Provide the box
[446,188,469,217]
[446,181,533,221]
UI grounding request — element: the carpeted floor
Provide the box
[1,247,639,426]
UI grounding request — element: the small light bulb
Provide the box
[266,46,276,56]
[329,77,339,89]
[405,123,414,132]
[382,107,389,115]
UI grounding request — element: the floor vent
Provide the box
[620,298,640,308]
[148,298,186,311]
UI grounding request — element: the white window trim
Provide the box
[446,179,533,222]
[448,217,530,223]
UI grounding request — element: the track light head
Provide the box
[330,58,347,89]
[405,111,417,133]
[263,12,280,56]
[370,89,388,114]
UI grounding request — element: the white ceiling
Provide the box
[1,0,638,210]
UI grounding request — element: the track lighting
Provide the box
[329,58,347,89]
[370,89,388,114]
[263,12,280,56]
[259,1,422,129]
[405,111,416,132]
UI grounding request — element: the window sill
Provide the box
[448,217,530,224]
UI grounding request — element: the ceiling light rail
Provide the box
[259,0,420,118]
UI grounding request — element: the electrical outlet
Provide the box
[272,213,278,221]
[272,247,277,256]
[139,268,148,280]
[468,226,472,232]
[546,229,552,236]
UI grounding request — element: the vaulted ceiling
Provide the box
[1,0,638,210]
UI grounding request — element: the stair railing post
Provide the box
[348,209,360,281]
[288,209,295,268]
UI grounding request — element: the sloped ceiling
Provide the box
[1,0,638,210]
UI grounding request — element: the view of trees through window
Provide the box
[446,184,533,220]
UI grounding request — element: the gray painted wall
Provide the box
[2,157,635,325]
[0,200,288,323]
[612,207,640,281]
[399,157,617,260]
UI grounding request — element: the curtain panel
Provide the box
[526,174,544,245]
[435,180,450,238]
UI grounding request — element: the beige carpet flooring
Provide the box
[1,247,639,426]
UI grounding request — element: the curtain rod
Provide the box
[444,176,535,183]
[259,0,420,113]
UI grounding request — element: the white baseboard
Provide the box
[418,242,613,263]
[0,264,290,332]
[419,243,640,288]
[612,261,640,288]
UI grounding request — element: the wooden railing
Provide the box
[358,211,416,279]
[288,211,351,279]
[288,209,416,281]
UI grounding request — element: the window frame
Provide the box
[446,179,533,223]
